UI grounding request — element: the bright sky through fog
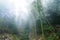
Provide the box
[9,0,29,21]
[0,0,48,21]
[0,0,34,28]
[8,0,34,22]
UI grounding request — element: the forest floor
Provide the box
[0,33,20,40]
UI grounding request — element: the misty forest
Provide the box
[0,0,60,40]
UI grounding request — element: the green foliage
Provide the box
[48,33,57,40]
[36,19,42,35]
[31,0,60,40]
[20,24,30,40]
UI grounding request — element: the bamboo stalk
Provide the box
[37,0,45,40]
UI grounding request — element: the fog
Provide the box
[0,0,34,29]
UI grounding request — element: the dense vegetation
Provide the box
[0,0,60,40]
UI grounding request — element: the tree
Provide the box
[31,0,45,40]
[46,0,60,25]
[44,0,60,39]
